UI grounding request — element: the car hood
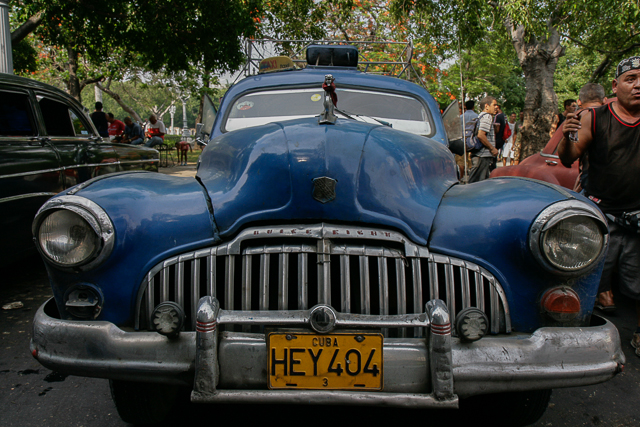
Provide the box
[197,118,458,245]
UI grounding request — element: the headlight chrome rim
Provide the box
[33,195,115,271]
[529,200,608,276]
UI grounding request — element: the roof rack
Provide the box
[231,39,429,90]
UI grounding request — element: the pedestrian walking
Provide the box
[468,96,499,183]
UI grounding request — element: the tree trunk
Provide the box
[96,81,143,123]
[67,47,82,103]
[506,20,564,160]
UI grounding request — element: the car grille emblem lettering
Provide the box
[312,177,337,204]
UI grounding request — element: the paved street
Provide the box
[0,252,639,426]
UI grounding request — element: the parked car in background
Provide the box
[489,123,578,189]
[0,74,159,266]
[30,45,623,427]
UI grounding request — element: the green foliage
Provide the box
[15,0,261,73]
[11,39,38,74]
[434,31,525,113]
[553,44,608,109]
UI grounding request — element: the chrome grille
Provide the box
[136,224,511,336]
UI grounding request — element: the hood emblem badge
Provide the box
[312,177,337,204]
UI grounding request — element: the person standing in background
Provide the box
[90,102,109,138]
[501,113,517,166]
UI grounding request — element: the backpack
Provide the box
[465,113,487,152]
[503,122,512,141]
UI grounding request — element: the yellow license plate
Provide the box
[267,332,383,390]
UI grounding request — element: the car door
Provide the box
[111,141,160,172]
[35,92,119,188]
[0,87,62,262]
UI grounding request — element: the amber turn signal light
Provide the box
[541,287,581,322]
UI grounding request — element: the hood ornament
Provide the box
[318,74,337,125]
[312,177,337,204]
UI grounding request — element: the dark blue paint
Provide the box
[198,118,457,244]
[48,173,215,325]
[430,178,603,332]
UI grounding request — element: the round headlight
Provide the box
[530,201,608,275]
[38,210,100,266]
[541,216,603,271]
[33,195,115,270]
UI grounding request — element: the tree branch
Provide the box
[562,33,640,56]
[10,11,44,44]
[96,82,143,123]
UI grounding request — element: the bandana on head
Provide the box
[616,56,640,78]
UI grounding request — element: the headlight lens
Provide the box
[530,201,608,275]
[542,216,604,271]
[38,210,100,266]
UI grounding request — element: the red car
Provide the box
[492,99,617,189]
[490,123,578,189]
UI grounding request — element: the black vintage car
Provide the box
[0,73,159,266]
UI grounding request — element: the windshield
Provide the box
[225,88,433,136]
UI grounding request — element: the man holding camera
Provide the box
[559,56,640,356]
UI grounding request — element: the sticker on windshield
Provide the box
[237,101,254,111]
[311,93,322,102]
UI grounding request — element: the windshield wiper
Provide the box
[336,109,392,128]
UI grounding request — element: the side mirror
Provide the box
[195,123,207,146]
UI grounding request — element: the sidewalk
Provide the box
[157,162,197,178]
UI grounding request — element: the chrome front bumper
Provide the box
[31,297,625,408]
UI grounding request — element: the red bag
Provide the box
[503,123,512,140]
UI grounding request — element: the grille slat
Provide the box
[191,259,200,330]
[175,260,184,308]
[137,226,511,336]
[242,255,252,310]
[278,253,288,310]
[359,256,371,315]
[207,254,216,298]
[225,255,235,310]
[340,255,350,313]
[318,240,331,304]
[298,253,308,310]
[259,254,269,310]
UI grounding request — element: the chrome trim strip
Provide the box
[0,167,63,179]
[192,390,458,408]
[0,159,158,180]
[0,192,57,204]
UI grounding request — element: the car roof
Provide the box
[0,73,81,105]
[224,67,437,100]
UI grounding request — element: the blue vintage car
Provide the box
[30,46,624,426]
